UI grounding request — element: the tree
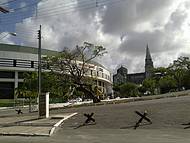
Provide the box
[169,56,190,70]
[159,75,177,93]
[138,85,146,96]
[168,56,190,91]
[142,78,156,95]
[182,70,190,90]
[15,72,38,112]
[15,71,71,112]
[113,84,120,97]
[44,42,106,103]
[118,83,138,97]
[153,67,168,77]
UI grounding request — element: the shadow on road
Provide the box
[120,122,152,129]
[74,122,96,129]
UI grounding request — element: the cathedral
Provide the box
[113,45,154,84]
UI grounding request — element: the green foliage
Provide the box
[113,84,120,92]
[169,56,190,70]
[15,71,70,99]
[151,57,190,93]
[182,70,190,89]
[168,56,190,91]
[15,72,38,99]
[0,99,14,107]
[138,85,146,96]
[159,75,177,93]
[43,42,106,103]
[142,78,156,95]
[41,72,70,97]
[113,84,121,97]
[113,56,190,97]
[113,83,138,97]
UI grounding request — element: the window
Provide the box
[97,71,99,76]
[98,81,101,86]
[0,82,14,99]
[99,68,103,72]
[0,71,14,78]
[18,72,24,79]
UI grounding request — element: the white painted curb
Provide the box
[49,112,78,136]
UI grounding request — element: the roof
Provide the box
[146,44,152,60]
[127,72,145,76]
[0,43,58,55]
[0,43,109,70]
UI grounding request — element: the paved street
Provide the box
[0,109,77,136]
[1,96,190,142]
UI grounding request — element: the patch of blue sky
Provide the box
[0,0,40,33]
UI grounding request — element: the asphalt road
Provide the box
[1,96,190,143]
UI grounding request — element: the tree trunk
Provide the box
[76,86,100,103]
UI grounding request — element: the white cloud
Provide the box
[14,0,190,73]
[0,33,15,45]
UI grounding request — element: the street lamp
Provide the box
[0,32,17,40]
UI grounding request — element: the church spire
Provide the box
[146,44,152,60]
[145,44,154,78]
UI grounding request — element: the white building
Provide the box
[0,43,112,99]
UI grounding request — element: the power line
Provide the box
[12,0,85,12]
[37,0,99,15]
[2,0,103,19]
[1,0,126,25]
[0,0,127,44]
[0,0,86,25]
[36,0,89,13]
[7,0,76,13]
[35,0,124,19]
[15,28,37,33]
[1,0,91,21]
[0,0,18,6]
[12,0,43,12]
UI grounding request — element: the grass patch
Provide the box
[0,99,14,107]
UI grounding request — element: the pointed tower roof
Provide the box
[146,44,152,60]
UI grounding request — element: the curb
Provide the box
[0,112,78,137]
[0,132,50,137]
[49,112,78,136]
[62,91,190,108]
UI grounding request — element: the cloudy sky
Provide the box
[1,0,190,74]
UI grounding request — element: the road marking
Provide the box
[49,112,78,136]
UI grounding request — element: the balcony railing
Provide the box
[0,58,112,82]
[0,58,38,69]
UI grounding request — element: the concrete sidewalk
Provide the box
[0,112,77,137]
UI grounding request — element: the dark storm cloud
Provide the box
[119,30,164,56]
[101,0,174,35]
[101,0,138,35]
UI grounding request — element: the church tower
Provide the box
[145,44,154,78]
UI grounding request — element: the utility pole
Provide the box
[38,25,42,117]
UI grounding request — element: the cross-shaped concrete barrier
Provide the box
[134,110,152,129]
